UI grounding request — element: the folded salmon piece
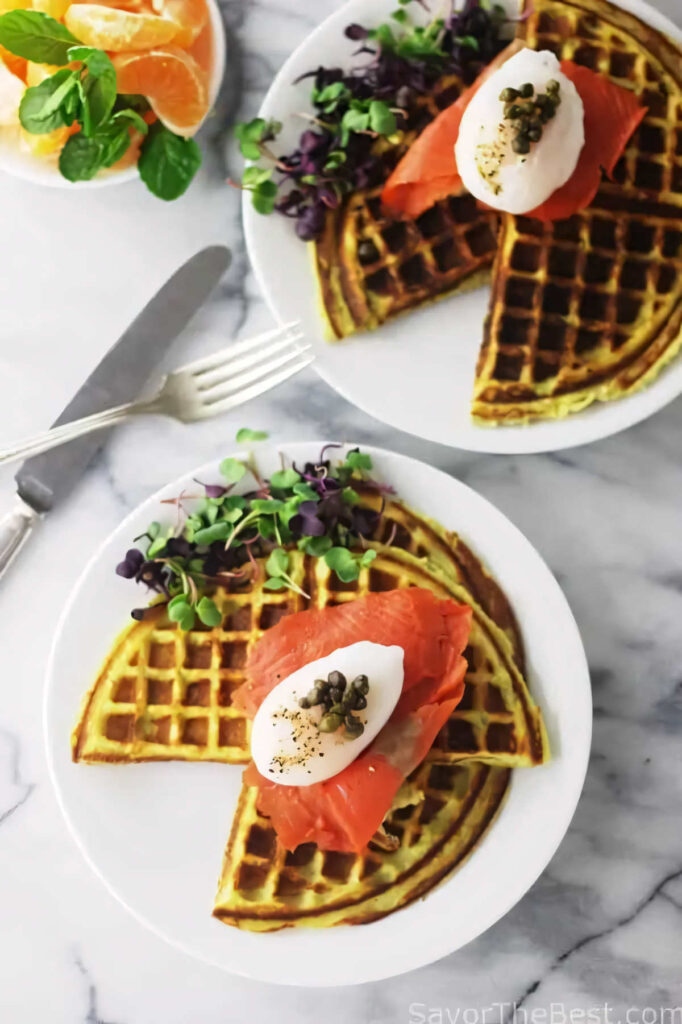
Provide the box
[234,587,471,718]
[381,49,644,223]
[236,587,472,852]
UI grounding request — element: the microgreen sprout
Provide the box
[231,0,505,238]
[116,444,390,629]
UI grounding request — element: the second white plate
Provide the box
[244,0,682,454]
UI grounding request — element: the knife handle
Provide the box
[0,500,40,580]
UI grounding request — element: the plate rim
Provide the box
[243,0,682,455]
[44,440,592,986]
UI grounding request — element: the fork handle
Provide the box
[0,397,162,467]
[0,499,41,580]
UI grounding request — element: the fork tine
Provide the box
[199,344,313,404]
[180,320,301,375]
[194,331,307,389]
[196,356,314,419]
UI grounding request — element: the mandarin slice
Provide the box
[0,43,27,81]
[64,4,178,51]
[20,123,75,154]
[33,0,70,19]
[151,0,206,48]
[112,46,208,133]
[25,61,59,86]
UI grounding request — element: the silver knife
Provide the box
[0,244,231,580]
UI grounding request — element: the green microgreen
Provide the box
[236,428,269,443]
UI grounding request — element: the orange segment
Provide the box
[20,123,77,154]
[33,0,70,19]
[0,43,27,81]
[25,61,59,86]
[112,46,208,133]
[151,0,206,48]
[64,4,178,51]
[0,0,30,10]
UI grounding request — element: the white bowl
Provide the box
[0,0,226,189]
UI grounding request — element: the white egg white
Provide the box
[455,48,585,214]
[250,641,404,787]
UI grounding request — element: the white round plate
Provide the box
[244,0,682,454]
[0,0,226,189]
[45,441,591,986]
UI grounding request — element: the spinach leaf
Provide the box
[138,122,201,200]
[0,10,79,65]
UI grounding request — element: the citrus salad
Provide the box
[0,0,213,197]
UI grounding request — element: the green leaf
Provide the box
[196,596,222,627]
[193,521,231,545]
[71,48,116,135]
[138,122,201,201]
[323,148,346,171]
[302,535,332,557]
[251,179,278,214]
[59,134,104,181]
[111,107,149,135]
[168,595,195,630]
[324,546,360,583]
[239,139,261,160]
[147,521,161,540]
[312,80,351,113]
[346,450,373,472]
[19,69,78,134]
[342,486,359,505]
[0,10,79,64]
[340,106,369,145]
[391,8,408,23]
[236,428,268,443]
[454,34,480,51]
[224,494,247,511]
[265,547,289,578]
[243,164,273,187]
[293,482,319,501]
[368,99,397,136]
[219,457,247,483]
[147,534,169,558]
[270,468,301,490]
[263,577,286,591]
[251,498,284,513]
[361,548,377,567]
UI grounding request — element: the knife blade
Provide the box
[15,244,231,514]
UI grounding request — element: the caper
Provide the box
[353,674,370,694]
[527,127,543,142]
[298,696,311,709]
[315,678,329,694]
[345,714,364,738]
[354,694,368,710]
[517,116,531,135]
[519,100,536,115]
[499,86,519,102]
[328,670,347,690]
[304,686,322,706]
[329,686,343,703]
[512,135,531,155]
[340,686,356,708]
[519,82,534,98]
[319,712,343,733]
[546,79,560,95]
[535,93,550,109]
[505,103,523,119]
[329,703,344,715]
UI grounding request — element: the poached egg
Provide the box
[250,641,404,787]
[455,48,585,214]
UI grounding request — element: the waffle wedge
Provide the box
[314,75,498,339]
[72,540,547,769]
[213,760,510,931]
[473,0,682,423]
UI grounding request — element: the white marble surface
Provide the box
[1,0,682,1019]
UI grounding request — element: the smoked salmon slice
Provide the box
[381,53,645,223]
[236,588,472,852]
[234,587,471,718]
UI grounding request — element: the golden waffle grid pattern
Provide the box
[475,203,682,408]
[73,546,547,767]
[527,1,682,207]
[347,187,498,323]
[213,760,511,929]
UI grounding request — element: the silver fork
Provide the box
[0,321,311,467]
